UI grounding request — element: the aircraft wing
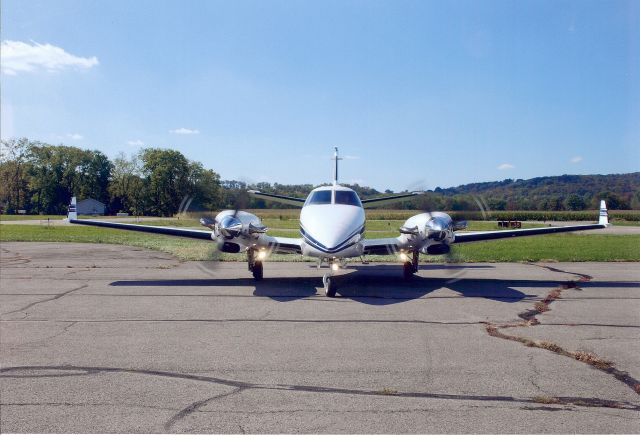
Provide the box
[69,219,213,240]
[267,236,303,254]
[453,223,606,244]
[454,200,609,243]
[248,190,306,207]
[361,192,422,208]
[361,237,406,255]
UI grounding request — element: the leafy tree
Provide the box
[140,148,192,216]
[0,138,31,213]
[565,194,587,211]
[109,153,147,215]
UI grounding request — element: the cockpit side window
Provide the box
[305,190,332,205]
[335,190,362,207]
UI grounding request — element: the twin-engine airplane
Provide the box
[68,148,609,297]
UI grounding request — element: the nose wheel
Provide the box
[323,273,337,297]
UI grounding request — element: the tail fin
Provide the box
[598,200,608,226]
[332,147,342,186]
[68,196,78,221]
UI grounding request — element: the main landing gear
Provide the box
[403,251,419,281]
[248,249,263,281]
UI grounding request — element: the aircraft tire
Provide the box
[403,261,414,280]
[252,261,263,280]
[324,276,337,297]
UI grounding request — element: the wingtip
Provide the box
[599,199,609,226]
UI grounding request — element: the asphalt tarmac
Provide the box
[1,242,639,433]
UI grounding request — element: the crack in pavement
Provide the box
[163,388,243,430]
[484,263,640,398]
[1,365,638,412]
[527,354,543,394]
[0,248,31,266]
[1,284,88,316]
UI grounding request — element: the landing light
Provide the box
[257,250,267,260]
[399,252,409,262]
[331,263,339,271]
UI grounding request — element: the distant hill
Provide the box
[412,172,640,211]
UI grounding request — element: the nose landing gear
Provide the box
[323,273,337,297]
[322,260,340,297]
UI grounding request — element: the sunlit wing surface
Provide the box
[361,192,422,208]
[70,219,212,240]
[248,190,306,207]
[361,237,405,255]
[269,236,303,254]
[453,223,606,243]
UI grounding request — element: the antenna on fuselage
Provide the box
[332,147,342,186]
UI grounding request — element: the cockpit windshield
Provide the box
[335,190,362,207]
[306,190,332,205]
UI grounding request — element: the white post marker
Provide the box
[67,196,78,221]
[599,200,609,226]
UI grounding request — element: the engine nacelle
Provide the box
[400,212,455,253]
[200,210,267,242]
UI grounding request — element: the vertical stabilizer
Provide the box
[599,200,609,226]
[332,147,342,186]
[68,196,78,221]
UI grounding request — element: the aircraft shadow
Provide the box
[105,263,640,306]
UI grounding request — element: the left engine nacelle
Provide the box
[200,210,267,251]
[400,212,456,253]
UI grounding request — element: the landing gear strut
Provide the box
[403,251,419,280]
[322,260,339,297]
[248,249,263,281]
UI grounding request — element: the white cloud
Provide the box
[170,127,200,135]
[127,139,144,146]
[497,163,515,170]
[1,40,98,75]
[570,156,583,163]
[67,133,83,140]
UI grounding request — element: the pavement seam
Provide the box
[1,365,638,412]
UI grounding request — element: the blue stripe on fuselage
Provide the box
[300,224,364,254]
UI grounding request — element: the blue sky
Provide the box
[2,0,638,192]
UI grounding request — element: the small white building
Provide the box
[77,198,106,215]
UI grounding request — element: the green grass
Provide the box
[609,220,640,227]
[0,214,66,221]
[1,223,638,262]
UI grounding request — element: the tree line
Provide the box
[1,138,638,216]
[0,139,220,216]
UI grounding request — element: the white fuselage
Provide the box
[299,185,366,258]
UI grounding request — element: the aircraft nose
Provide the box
[301,205,364,251]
